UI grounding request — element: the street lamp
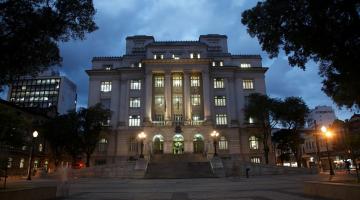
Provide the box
[27,130,38,180]
[138,132,146,158]
[321,126,335,176]
[210,131,219,157]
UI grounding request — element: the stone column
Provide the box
[183,72,191,121]
[164,72,172,121]
[145,72,152,122]
[225,77,237,125]
[119,79,128,126]
[202,71,211,121]
[110,79,120,128]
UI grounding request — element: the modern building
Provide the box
[306,106,336,128]
[87,34,271,165]
[7,68,77,115]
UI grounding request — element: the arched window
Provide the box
[98,138,108,153]
[249,136,259,150]
[218,136,228,150]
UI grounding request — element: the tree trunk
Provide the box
[263,129,270,164]
[86,153,91,167]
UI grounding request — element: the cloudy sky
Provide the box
[2,0,354,120]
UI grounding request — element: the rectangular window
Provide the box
[129,115,140,126]
[212,61,224,67]
[154,54,164,59]
[243,79,254,89]
[172,54,180,59]
[219,136,228,150]
[173,114,183,122]
[190,76,200,87]
[100,81,112,92]
[129,97,141,108]
[154,76,164,87]
[240,63,251,68]
[215,114,227,125]
[130,80,141,90]
[173,95,183,110]
[19,158,25,168]
[172,75,182,87]
[251,157,261,164]
[191,94,201,106]
[214,96,226,106]
[154,114,164,121]
[213,78,224,88]
[154,95,165,106]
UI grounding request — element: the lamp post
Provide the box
[27,130,38,180]
[313,120,322,171]
[138,132,146,158]
[210,131,219,157]
[321,126,335,176]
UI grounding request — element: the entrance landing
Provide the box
[145,154,215,179]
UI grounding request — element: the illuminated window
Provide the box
[190,53,194,59]
[212,61,224,67]
[154,76,164,87]
[100,81,112,92]
[197,53,201,59]
[219,136,228,150]
[172,75,182,87]
[191,94,201,106]
[213,78,224,88]
[216,114,227,125]
[154,95,165,107]
[190,53,201,59]
[190,76,200,87]
[39,143,43,152]
[214,96,226,106]
[249,136,259,150]
[154,54,164,59]
[7,157,12,168]
[98,138,108,153]
[129,97,141,108]
[130,80,141,90]
[249,117,254,124]
[243,79,254,89]
[240,63,251,68]
[138,62,142,68]
[154,114,164,122]
[19,158,25,168]
[251,157,261,163]
[172,54,180,59]
[192,115,200,121]
[103,64,113,70]
[173,95,183,110]
[129,115,140,126]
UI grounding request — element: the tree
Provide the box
[42,114,70,168]
[241,0,360,109]
[78,104,110,167]
[332,119,360,182]
[0,106,31,146]
[0,0,97,88]
[244,93,282,164]
[272,129,292,165]
[278,97,309,167]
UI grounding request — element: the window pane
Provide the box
[173,75,182,87]
[154,76,164,87]
[130,80,141,90]
[213,78,224,88]
[190,76,200,87]
[243,80,254,89]
[100,81,112,92]
[215,114,227,125]
[191,94,201,106]
[214,96,226,106]
[129,97,141,108]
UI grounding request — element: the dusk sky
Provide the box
[2,0,355,120]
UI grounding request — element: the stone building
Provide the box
[87,34,271,165]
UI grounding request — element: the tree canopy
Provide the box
[0,0,97,88]
[242,0,360,109]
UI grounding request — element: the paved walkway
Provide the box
[63,175,327,200]
[3,173,357,200]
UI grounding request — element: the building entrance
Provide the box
[172,134,184,154]
[193,134,204,153]
[153,135,164,154]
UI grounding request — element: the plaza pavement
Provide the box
[4,173,357,200]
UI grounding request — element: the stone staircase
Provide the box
[145,154,215,179]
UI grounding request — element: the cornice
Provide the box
[143,59,211,65]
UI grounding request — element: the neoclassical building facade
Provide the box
[87,34,271,165]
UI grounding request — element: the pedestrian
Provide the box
[345,160,351,174]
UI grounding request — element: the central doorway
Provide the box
[172,134,184,154]
[153,134,164,154]
[193,134,204,153]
